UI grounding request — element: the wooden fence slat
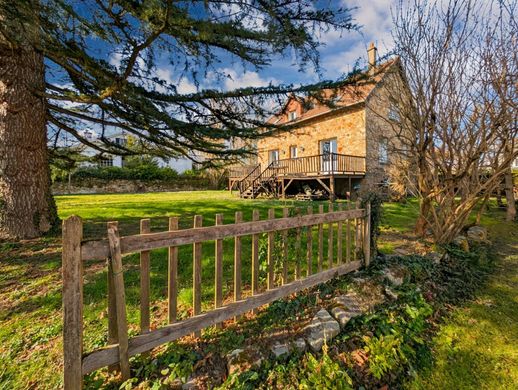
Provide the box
[168,217,179,324]
[193,215,203,336]
[63,216,83,390]
[107,248,118,372]
[328,203,334,269]
[215,214,224,318]
[337,204,343,264]
[139,219,150,334]
[82,209,366,260]
[364,202,371,266]
[295,208,302,279]
[107,221,130,381]
[282,208,289,284]
[251,210,260,295]
[306,206,313,276]
[82,261,363,374]
[234,212,243,303]
[318,204,324,272]
[267,209,275,289]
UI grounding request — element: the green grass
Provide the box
[0,191,357,389]
[405,207,518,389]
[0,191,515,389]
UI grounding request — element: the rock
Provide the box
[394,247,409,255]
[467,226,488,243]
[453,235,469,252]
[182,378,198,390]
[384,287,399,300]
[330,306,355,328]
[427,251,443,264]
[305,308,340,352]
[383,267,404,286]
[291,338,307,353]
[333,292,361,310]
[271,342,289,359]
[226,348,262,376]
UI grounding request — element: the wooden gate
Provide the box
[62,202,371,389]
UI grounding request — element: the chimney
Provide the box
[367,42,377,70]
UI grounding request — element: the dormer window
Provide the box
[288,111,297,121]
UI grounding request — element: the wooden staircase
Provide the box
[239,161,280,199]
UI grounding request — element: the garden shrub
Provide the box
[60,165,183,182]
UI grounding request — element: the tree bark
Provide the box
[504,168,516,222]
[0,42,58,239]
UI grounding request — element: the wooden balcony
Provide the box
[270,153,366,177]
[237,153,366,199]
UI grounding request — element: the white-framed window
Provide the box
[379,138,388,164]
[99,157,114,167]
[288,111,297,121]
[268,149,279,164]
[289,145,298,158]
[114,137,126,146]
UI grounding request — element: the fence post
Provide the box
[363,202,371,267]
[63,216,83,390]
[140,219,151,334]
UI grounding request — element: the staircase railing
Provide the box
[249,160,282,198]
[238,164,261,195]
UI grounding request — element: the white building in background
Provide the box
[76,131,195,173]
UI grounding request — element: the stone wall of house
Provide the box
[256,105,366,165]
[363,68,403,193]
[52,178,215,195]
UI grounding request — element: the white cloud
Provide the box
[346,0,395,48]
[318,0,396,78]
[155,66,197,94]
[109,52,123,69]
[220,68,279,90]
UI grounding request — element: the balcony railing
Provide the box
[270,153,365,176]
[228,164,260,178]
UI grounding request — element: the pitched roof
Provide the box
[267,58,397,126]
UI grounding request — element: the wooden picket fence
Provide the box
[62,202,371,389]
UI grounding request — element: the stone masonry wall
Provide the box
[363,69,403,193]
[51,178,214,195]
[256,105,366,166]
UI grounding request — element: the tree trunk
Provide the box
[504,168,516,222]
[414,164,431,236]
[0,42,58,239]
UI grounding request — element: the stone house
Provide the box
[232,44,405,199]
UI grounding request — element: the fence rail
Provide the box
[62,202,371,389]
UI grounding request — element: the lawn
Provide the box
[1,191,373,388]
[1,191,515,389]
[405,207,518,389]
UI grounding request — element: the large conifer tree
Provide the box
[0,0,355,238]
